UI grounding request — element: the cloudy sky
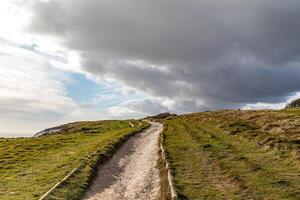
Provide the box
[1,0,300,135]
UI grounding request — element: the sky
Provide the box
[1,0,300,135]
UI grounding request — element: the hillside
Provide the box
[2,110,300,200]
[0,120,149,200]
[162,109,300,199]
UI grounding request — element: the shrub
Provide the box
[286,98,300,108]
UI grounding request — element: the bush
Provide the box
[286,98,300,108]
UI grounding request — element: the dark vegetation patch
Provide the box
[286,98,300,108]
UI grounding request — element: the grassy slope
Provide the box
[163,109,300,199]
[0,120,148,200]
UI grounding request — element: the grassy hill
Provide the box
[2,109,300,200]
[0,120,149,200]
[162,109,300,199]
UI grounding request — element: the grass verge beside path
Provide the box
[157,124,172,200]
[163,110,300,199]
[0,120,149,200]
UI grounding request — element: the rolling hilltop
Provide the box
[1,105,300,199]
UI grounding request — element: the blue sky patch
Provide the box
[66,73,146,109]
[66,73,101,102]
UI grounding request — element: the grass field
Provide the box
[163,109,300,199]
[0,120,149,200]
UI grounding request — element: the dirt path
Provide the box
[83,121,163,200]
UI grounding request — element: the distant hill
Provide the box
[35,120,135,137]
[145,112,177,120]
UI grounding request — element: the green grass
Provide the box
[163,110,300,199]
[157,127,172,200]
[0,120,149,200]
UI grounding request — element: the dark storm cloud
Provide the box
[29,0,300,110]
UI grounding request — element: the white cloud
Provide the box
[242,102,286,110]
[0,0,97,134]
[242,92,300,110]
[0,0,31,43]
[108,98,170,119]
[0,39,78,133]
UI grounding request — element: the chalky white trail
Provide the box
[84,121,163,200]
